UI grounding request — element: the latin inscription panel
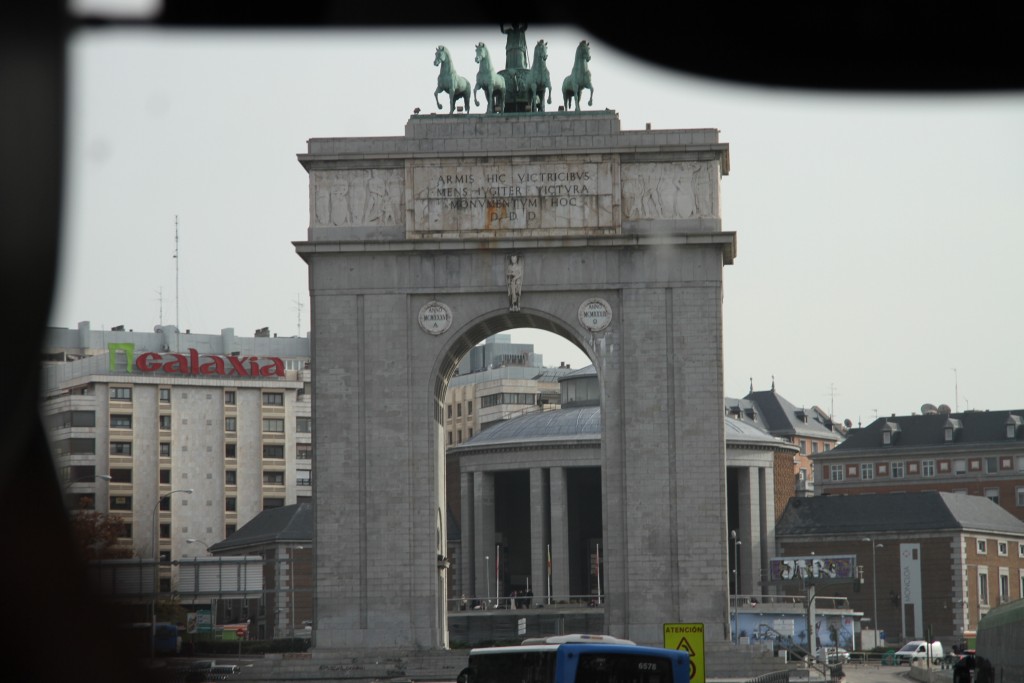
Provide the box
[407,157,617,237]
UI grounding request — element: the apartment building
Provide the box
[41,321,311,593]
[814,406,1024,521]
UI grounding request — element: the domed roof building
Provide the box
[446,365,798,606]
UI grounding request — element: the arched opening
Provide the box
[433,316,604,636]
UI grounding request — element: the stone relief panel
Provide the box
[312,169,404,227]
[406,158,617,237]
[620,161,721,221]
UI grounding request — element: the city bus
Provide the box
[458,634,690,683]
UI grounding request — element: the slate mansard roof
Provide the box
[726,389,841,440]
[824,409,1024,454]
[775,491,1024,538]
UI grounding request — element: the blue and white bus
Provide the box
[459,634,690,683]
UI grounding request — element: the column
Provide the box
[529,468,549,604]
[549,467,570,599]
[473,471,496,604]
[459,471,475,601]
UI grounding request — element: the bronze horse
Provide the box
[434,45,471,114]
[562,40,594,112]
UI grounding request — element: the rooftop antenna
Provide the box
[952,367,959,412]
[828,383,838,417]
[174,216,180,350]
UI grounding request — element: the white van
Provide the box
[893,640,944,665]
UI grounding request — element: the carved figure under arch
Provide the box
[434,45,471,114]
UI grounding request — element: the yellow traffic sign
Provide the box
[663,623,704,683]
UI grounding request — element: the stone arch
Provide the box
[298,109,734,651]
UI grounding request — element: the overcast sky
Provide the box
[51,24,1024,427]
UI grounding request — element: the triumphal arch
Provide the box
[295,29,735,651]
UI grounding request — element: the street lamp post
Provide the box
[484,554,490,607]
[730,530,742,642]
[151,488,193,658]
[862,537,883,648]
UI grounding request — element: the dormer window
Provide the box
[945,418,963,442]
[1006,414,1023,439]
[796,409,808,423]
[881,420,901,445]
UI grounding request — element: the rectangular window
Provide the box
[225,524,236,536]
[457,403,462,417]
[224,390,236,405]
[812,442,819,454]
[120,523,132,539]
[225,443,237,459]
[159,469,170,484]
[159,387,171,403]
[226,470,237,485]
[860,463,874,480]
[999,573,1010,603]
[457,429,463,444]
[109,386,132,401]
[263,471,285,485]
[467,400,473,415]
[159,497,171,511]
[447,431,452,445]
[978,539,988,554]
[158,415,172,430]
[296,444,312,460]
[829,464,844,481]
[986,488,1000,504]
[891,461,905,479]
[998,541,1009,556]
[986,457,999,474]
[109,468,132,483]
[954,459,967,475]
[1017,455,1024,472]
[800,440,808,454]
[109,495,132,511]
[110,414,132,429]
[1017,486,1024,507]
[296,417,312,433]
[447,404,452,419]
[262,444,285,459]
[263,392,284,406]
[469,427,474,438]
[225,417,237,432]
[160,442,170,457]
[262,418,284,433]
[297,470,311,486]
[110,441,132,456]
[226,497,236,512]
[979,570,989,605]
[922,460,936,477]
[159,522,171,539]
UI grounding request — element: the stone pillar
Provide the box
[460,471,475,600]
[549,467,571,600]
[529,467,549,604]
[473,471,496,604]
[738,466,761,596]
[758,464,774,594]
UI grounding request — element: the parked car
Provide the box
[815,647,851,665]
[893,640,944,665]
